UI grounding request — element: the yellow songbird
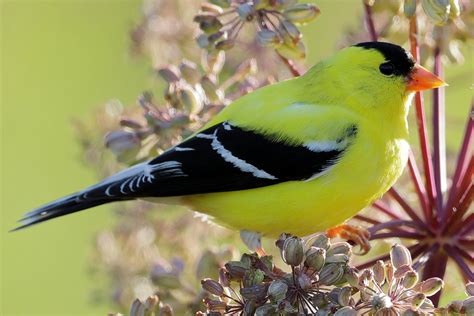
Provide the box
[15,42,445,248]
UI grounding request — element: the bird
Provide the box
[14,41,445,250]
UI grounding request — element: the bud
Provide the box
[145,295,160,312]
[201,75,224,103]
[385,262,394,284]
[237,3,254,22]
[404,0,417,17]
[390,244,412,268]
[282,236,304,266]
[204,298,226,313]
[334,306,357,316]
[202,50,225,74]
[416,277,444,296]
[218,268,231,287]
[327,242,352,256]
[130,299,145,316]
[298,273,312,290]
[225,261,247,280]
[402,270,419,289]
[421,0,450,25]
[373,260,385,285]
[304,247,326,271]
[104,130,140,162]
[177,86,203,114]
[344,267,360,287]
[157,66,180,83]
[209,0,231,8]
[276,41,306,60]
[200,2,224,15]
[194,13,218,23]
[338,287,353,306]
[215,39,235,50]
[279,20,302,45]
[283,4,320,25]
[412,293,426,310]
[256,30,283,48]
[201,278,224,296]
[463,297,474,314]
[268,280,288,301]
[240,284,267,301]
[358,269,374,287]
[179,60,200,85]
[199,18,223,34]
[394,264,413,279]
[319,263,345,285]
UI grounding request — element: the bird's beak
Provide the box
[406,64,447,92]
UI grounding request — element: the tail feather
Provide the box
[12,194,113,231]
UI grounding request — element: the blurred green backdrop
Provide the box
[1,1,471,315]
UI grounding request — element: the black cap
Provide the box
[355,41,415,77]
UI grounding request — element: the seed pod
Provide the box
[372,260,385,285]
[385,262,394,284]
[105,130,140,162]
[177,86,203,114]
[209,0,231,8]
[304,247,326,271]
[344,267,360,287]
[268,279,288,301]
[204,298,227,313]
[157,66,180,83]
[194,13,218,23]
[358,269,374,287]
[283,4,320,25]
[218,268,231,287]
[202,50,225,74]
[463,297,474,314]
[145,295,160,312]
[237,3,254,22]
[421,0,450,25]
[243,269,265,287]
[225,261,247,280]
[412,293,426,310]
[319,263,345,285]
[240,284,268,301]
[200,18,223,34]
[338,287,353,306]
[196,34,211,49]
[234,59,258,82]
[404,0,417,17]
[201,278,224,296]
[327,242,352,256]
[402,270,419,289]
[200,2,224,14]
[390,244,412,268]
[256,30,283,48]
[244,300,256,315]
[215,39,235,50]
[298,273,312,290]
[276,41,306,60]
[394,264,413,279]
[282,236,304,266]
[130,299,144,316]
[201,75,224,103]
[307,234,330,250]
[159,304,173,316]
[255,304,276,316]
[334,306,357,316]
[279,20,302,45]
[179,60,200,85]
[325,254,349,264]
[417,277,444,296]
[467,282,474,296]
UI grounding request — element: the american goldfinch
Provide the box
[15,42,445,242]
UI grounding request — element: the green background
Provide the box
[1,1,471,315]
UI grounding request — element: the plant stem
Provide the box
[278,54,301,77]
[432,45,447,220]
[363,2,377,41]
[421,248,448,305]
[407,150,431,221]
[373,200,400,219]
[409,16,437,220]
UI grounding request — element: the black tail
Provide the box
[12,194,114,231]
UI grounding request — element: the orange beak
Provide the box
[406,64,447,92]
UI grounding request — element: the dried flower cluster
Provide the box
[194,0,319,62]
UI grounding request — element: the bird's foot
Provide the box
[240,230,267,256]
[326,224,371,255]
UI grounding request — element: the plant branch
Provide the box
[407,150,431,221]
[277,53,302,77]
[363,2,378,41]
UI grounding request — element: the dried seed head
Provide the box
[417,277,444,296]
[268,279,288,301]
[256,30,283,48]
[390,244,412,268]
[373,260,385,285]
[334,306,357,316]
[402,270,419,289]
[421,0,450,25]
[404,0,418,17]
[304,247,326,271]
[283,3,320,25]
[282,236,304,266]
[201,278,224,296]
[319,263,345,285]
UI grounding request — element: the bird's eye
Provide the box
[379,62,396,76]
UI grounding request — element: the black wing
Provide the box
[86,121,357,198]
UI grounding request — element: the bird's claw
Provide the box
[326,224,371,255]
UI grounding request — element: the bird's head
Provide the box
[305,41,446,119]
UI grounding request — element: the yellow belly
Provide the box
[183,135,409,237]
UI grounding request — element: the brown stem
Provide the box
[363,2,378,41]
[278,53,301,77]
